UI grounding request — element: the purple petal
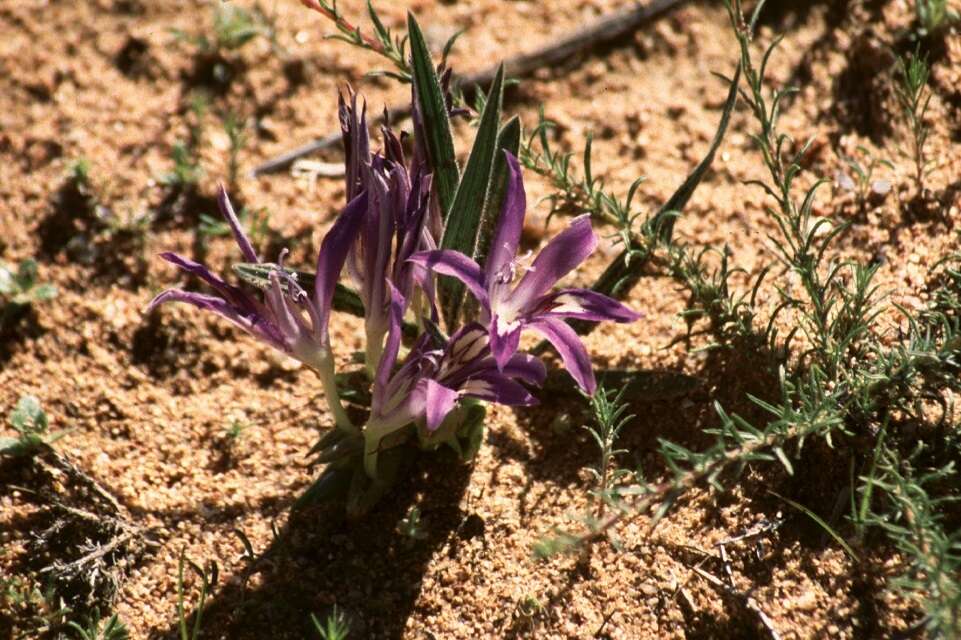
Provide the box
[501,352,547,386]
[145,289,283,350]
[362,167,395,317]
[484,152,526,285]
[266,271,305,345]
[528,317,596,395]
[536,288,642,323]
[218,185,259,263]
[506,214,597,313]
[315,191,368,344]
[339,89,370,201]
[425,379,459,431]
[373,282,407,412]
[461,373,538,406]
[157,252,255,313]
[489,314,522,371]
[408,250,490,310]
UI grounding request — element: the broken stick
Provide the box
[251,0,690,176]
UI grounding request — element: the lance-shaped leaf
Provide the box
[408,12,458,215]
[474,116,522,275]
[590,64,741,303]
[439,65,505,328]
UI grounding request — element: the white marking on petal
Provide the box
[547,293,587,315]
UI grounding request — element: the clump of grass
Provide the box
[66,609,130,640]
[533,3,961,631]
[894,48,933,194]
[0,573,72,638]
[311,606,350,640]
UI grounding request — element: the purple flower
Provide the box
[339,91,436,372]
[363,283,545,477]
[147,185,367,430]
[409,152,640,394]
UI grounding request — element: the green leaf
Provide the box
[473,116,522,270]
[15,259,38,291]
[9,395,46,433]
[407,12,458,216]
[439,64,505,327]
[294,466,353,510]
[590,64,742,302]
[0,436,22,455]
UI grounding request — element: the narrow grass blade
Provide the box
[769,490,859,561]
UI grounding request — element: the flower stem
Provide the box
[305,350,356,434]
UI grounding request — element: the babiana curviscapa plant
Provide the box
[147,13,639,514]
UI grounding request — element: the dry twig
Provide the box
[251,0,690,176]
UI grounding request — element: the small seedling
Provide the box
[915,0,959,37]
[66,609,130,640]
[397,505,427,542]
[223,418,249,442]
[222,111,248,187]
[1,395,67,457]
[161,94,208,189]
[894,48,933,193]
[311,606,350,640]
[583,385,634,516]
[172,3,265,54]
[0,258,57,328]
[836,146,893,211]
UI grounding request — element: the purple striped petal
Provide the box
[506,214,597,314]
[484,152,526,285]
[489,314,522,371]
[146,289,282,349]
[425,379,459,431]
[536,288,642,323]
[528,317,596,395]
[158,252,232,296]
[315,190,368,344]
[501,351,548,386]
[373,282,407,411]
[266,271,304,345]
[408,250,490,310]
[218,186,259,263]
[461,373,538,406]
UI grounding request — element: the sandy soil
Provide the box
[2,0,960,638]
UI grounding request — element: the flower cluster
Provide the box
[148,89,640,487]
